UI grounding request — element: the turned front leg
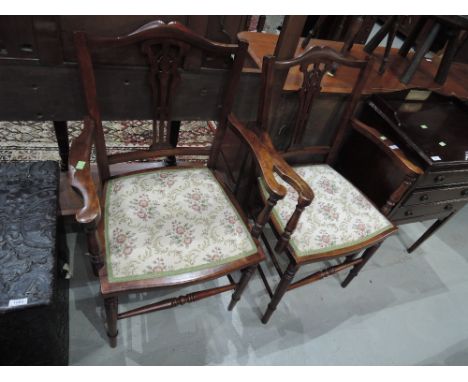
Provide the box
[262,261,299,324]
[104,296,119,348]
[85,224,103,277]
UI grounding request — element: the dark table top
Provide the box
[370,89,468,166]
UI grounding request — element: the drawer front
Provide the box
[403,186,468,206]
[418,170,468,188]
[392,200,466,221]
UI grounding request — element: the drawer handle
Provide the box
[405,210,414,216]
[434,175,445,183]
[419,194,429,201]
[461,189,468,196]
[444,204,454,211]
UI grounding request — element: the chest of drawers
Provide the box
[356,88,468,252]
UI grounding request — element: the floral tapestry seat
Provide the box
[260,164,394,258]
[102,167,258,285]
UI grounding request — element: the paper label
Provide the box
[405,89,431,101]
[380,135,387,141]
[420,124,429,129]
[439,141,447,147]
[8,298,28,307]
[389,145,399,150]
[76,160,86,170]
[431,156,442,161]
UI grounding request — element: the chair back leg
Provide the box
[228,265,256,311]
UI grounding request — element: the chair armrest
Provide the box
[350,118,424,176]
[68,116,101,224]
[227,113,314,207]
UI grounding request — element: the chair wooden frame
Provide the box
[68,20,309,347]
[241,46,399,323]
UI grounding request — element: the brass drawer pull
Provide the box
[405,210,414,216]
[434,175,445,183]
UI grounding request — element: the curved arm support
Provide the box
[350,118,424,176]
[228,113,314,207]
[68,116,101,224]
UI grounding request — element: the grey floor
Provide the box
[67,205,468,365]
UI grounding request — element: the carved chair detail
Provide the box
[251,45,399,323]
[69,20,306,347]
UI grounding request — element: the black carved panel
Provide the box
[0,161,58,311]
[0,161,68,365]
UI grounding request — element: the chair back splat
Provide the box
[74,20,248,182]
[257,45,373,164]
[254,45,397,325]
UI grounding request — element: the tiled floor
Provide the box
[67,205,468,365]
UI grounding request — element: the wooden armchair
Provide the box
[68,20,308,347]
[244,46,399,324]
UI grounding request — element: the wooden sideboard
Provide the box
[339,88,468,252]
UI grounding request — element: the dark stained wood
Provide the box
[287,258,361,291]
[328,16,365,76]
[407,212,456,253]
[398,16,468,85]
[184,16,209,69]
[0,62,261,121]
[341,243,382,287]
[68,116,100,224]
[435,28,464,84]
[228,265,256,310]
[261,261,298,324]
[400,22,442,84]
[364,16,401,75]
[273,16,308,61]
[354,89,468,252]
[52,120,69,171]
[68,20,302,346]
[84,222,102,277]
[118,283,236,319]
[253,44,399,323]
[239,31,468,99]
[104,296,118,348]
[32,16,63,65]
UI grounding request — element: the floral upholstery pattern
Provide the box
[105,168,257,282]
[260,164,393,257]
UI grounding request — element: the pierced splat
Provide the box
[289,62,326,148]
[141,40,190,151]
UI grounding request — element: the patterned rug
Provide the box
[0,120,216,162]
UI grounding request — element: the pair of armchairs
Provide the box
[69,21,397,347]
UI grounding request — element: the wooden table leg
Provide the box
[364,16,395,54]
[435,28,461,85]
[165,120,181,166]
[328,16,364,76]
[378,16,400,74]
[399,17,428,57]
[53,120,69,171]
[407,212,456,253]
[400,22,441,84]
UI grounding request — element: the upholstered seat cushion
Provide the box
[260,164,393,257]
[104,167,257,283]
